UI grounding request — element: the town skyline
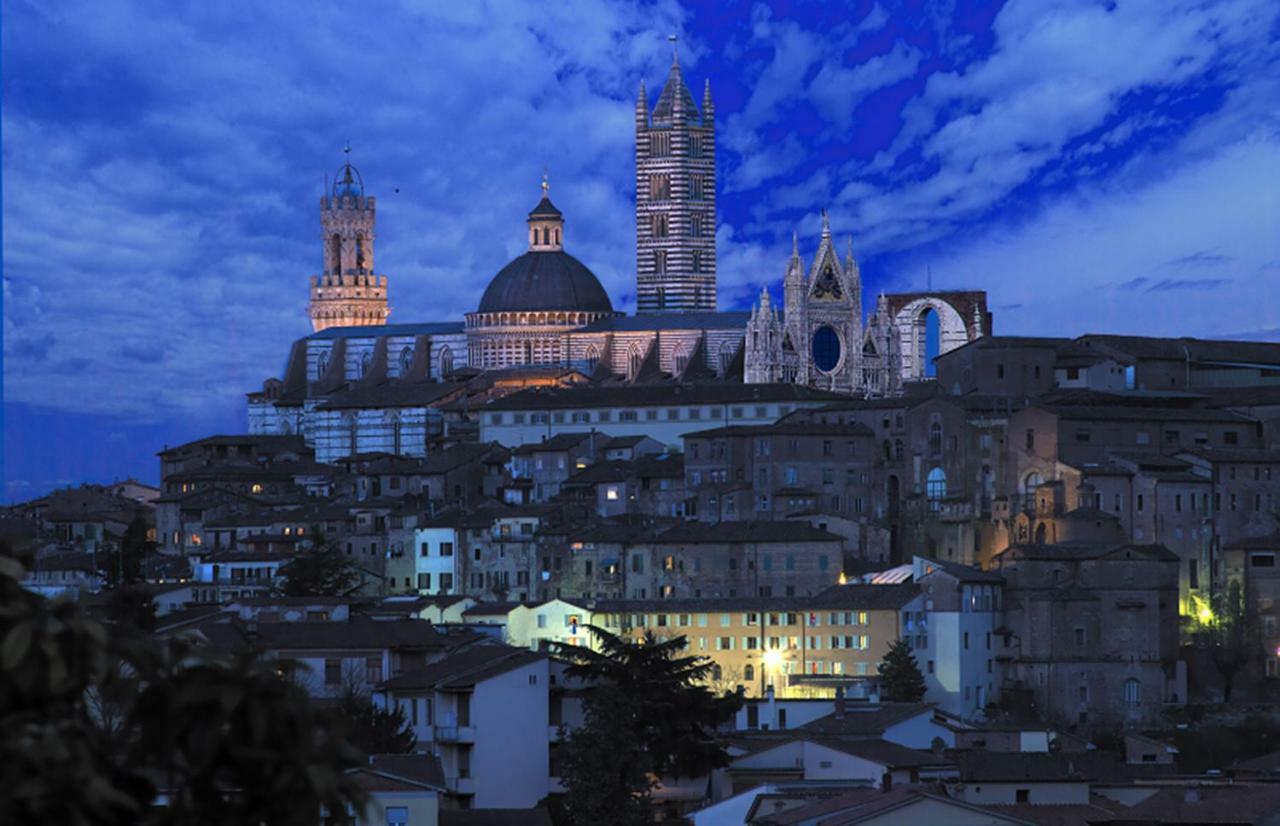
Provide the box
[5,0,1280,498]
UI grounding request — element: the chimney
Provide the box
[835,686,847,719]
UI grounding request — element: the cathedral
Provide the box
[248,49,991,456]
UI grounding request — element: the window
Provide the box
[926,467,947,510]
[417,573,431,590]
[1124,678,1141,705]
[440,541,454,556]
[744,664,754,681]
[1075,627,1086,646]
[324,659,342,686]
[386,806,409,826]
[1025,429,1035,451]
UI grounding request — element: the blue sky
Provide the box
[4,0,1279,500]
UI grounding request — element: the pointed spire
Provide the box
[791,231,800,261]
[821,208,831,238]
[702,77,714,121]
[669,34,679,67]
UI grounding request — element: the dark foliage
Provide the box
[878,638,927,703]
[277,543,362,597]
[552,625,741,826]
[0,540,367,825]
[325,687,417,757]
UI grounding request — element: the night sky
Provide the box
[4,0,1279,500]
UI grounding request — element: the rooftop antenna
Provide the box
[542,166,549,195]
[668,33,679,65]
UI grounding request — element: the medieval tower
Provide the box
[635,49,717,313]
[308,154,390,332]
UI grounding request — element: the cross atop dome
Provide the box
[527,171,564,251]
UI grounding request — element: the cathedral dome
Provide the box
[478,250,613,314]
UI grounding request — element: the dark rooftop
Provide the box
[484,382,847,412]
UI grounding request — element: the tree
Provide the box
[878,638,927,703]
[277,544,362,597]
[103,513,151,589]
[553,626,741,826]
[1211,579,1261,703]
[0,540,367,825]
[326,687,417,757]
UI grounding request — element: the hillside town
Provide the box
[8,39,1280,826]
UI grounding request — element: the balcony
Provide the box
[432,725,476,743]
[445,775,476,795]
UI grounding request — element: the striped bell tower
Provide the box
[635,42,716,314]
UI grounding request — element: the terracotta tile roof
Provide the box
[379,644,545,691]
[795,703,938,738]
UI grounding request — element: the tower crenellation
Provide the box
[308,153,391,332]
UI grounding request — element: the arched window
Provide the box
[672,344,689,377]
[389,413,402,455]
[399,346,414,375]
[1124,678,1141,705]
[345,414,358,458]
[926,467,947,510]
[554,228,560,245]
[929,421,943,455]
[359,350,372,378]
[279,419,292,435]
[628,345,644,380]
[542,227,549,245]
[743,664,755,682]
[1021,472,1043,513]
[719,341,736,376]
[585,345,600,374]
[438,346,453,378]
[654,250,667,275]
[330,233,342,273]
[894,439,904,461]
[316,350,330,380]
[355,232,366,270]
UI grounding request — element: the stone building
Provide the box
[681,418,877,535]
[992,541,1185,728]
[590,584,922,699]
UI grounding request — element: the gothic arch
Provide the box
[892,297,970,382]
[671,342,689,378]
[627,343,644,381]
[438,346,454,378]
[399,346,414,375]
[585,344,600,374]
[718,340,736,376]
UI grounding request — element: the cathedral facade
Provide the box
[248,49,991,458]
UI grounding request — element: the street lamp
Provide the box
[762,649,783,697]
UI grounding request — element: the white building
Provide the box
[912,557,1004,719]
[480,383,847,450]
[375,644,551,809]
